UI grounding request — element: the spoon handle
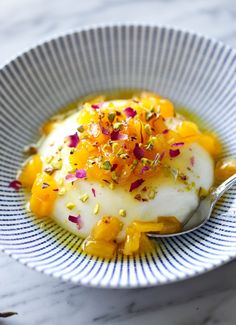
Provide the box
[211,173,236,201]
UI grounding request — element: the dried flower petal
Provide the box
[75,169,86,178]
[67,132,79,148]
[171,142,184,147]
[162,129,169,134]
[169,149,180,158]
[91,104,101,110]
[9,180,22,191]
[101,126,110,135]
[123,107,137,118]
[160,151,165,161]
[129,179,145,192]
[133,143,144,160]
[111,163,118,172]
[140,166,150,174]
[66,169,86,182]
[92,188,96,197]
[190,156,195,167]
[65,173,78,182]
[110,130,128,141]
[68,215,82,229]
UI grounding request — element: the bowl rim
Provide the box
[1,23,236,288]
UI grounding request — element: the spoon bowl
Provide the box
[148,173,236,238]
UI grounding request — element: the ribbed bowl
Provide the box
[0,25,235,288]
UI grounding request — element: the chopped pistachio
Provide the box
[145,111,155,121]
[111,171,118,180]
[103,161,112,170]
[58,145,63,151]
[46,156,53,164]
[66,202,75,210]
[108,112,116,123]
[93,203,100,215]
[51,160,62,170]
[144,124,152,135]
[148,190,156,199]
[112,142,119,153]
[80,193,89,202]
[119,209,126,217]
[77,125,85,132]
[109,182,115,190]
[58,178,64,186]
[113,122,123,130]
[68,166,76,173]
[141,157,152,166]
[44,166,55,175]
[119,153,129,159]
[58,188,66,196]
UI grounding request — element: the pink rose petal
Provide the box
[9,180,22,191]
[190,156,195,167]
[140,166,150,174]
[129,179,145,192]
[133,143,144,160]
[91,188,96,197]
[123,107,137,118]
[110,130,128,141]
[67,132,79,148]
[75,169,86,179]
[91,104,101,110]
[68,215,82,229]
[171,142,184,147]
[169,149,180,158]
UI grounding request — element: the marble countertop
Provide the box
[1,0,236,324]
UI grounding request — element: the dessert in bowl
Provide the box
[1,25,236,287]
[17,91,224,258]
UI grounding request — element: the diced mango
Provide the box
[123,225,141,255]
[19,154,42,188]
[30,173,58,217]
[92,216,123,242]
[83,238,117,259]
[197,134,220,156]
[157,216,182,234]
[158,99,175,118]
[132,221,164,233]
[139,234,154,254]
[77,107,99,124]
[30,196,54,218]
[215,158,236,181]
[177,121,199,137]
[69,145,90,169]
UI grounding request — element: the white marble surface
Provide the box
[1,0,236,324]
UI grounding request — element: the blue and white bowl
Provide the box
[0,24,235,288]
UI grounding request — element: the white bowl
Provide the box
[0,24,235,288]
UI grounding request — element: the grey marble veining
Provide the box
[0,0,236,324]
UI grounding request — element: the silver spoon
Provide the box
[148,173,236,238]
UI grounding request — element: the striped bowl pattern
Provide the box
[0,25,236,288]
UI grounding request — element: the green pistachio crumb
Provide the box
[77,125,85,132]
[148,190,156,199]
[80,193,89,202]
[103,161,112,170]
[93,203,100,215]
[66,202,75,210]
[119,209,126,217]
[108,112,116,123]
[113,122,123,130]
[58,188,66,196]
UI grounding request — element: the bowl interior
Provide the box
[0,25,236,287]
